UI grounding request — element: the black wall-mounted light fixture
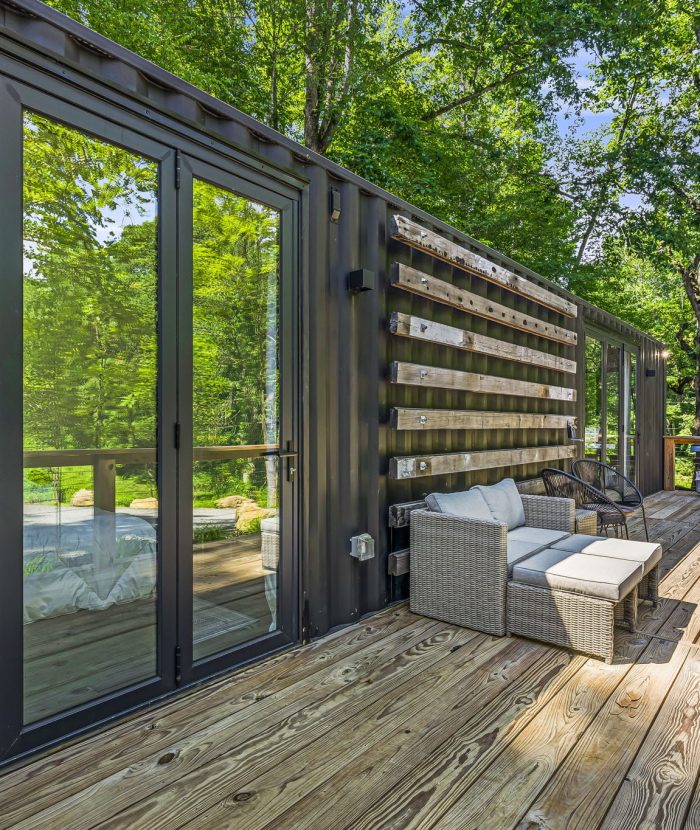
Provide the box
[347,268,375,293]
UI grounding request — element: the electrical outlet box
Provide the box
[350,533,375,561]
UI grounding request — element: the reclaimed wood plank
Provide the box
[387,548,409,576]
[390,263,577,345]
[389,444,576,480]
[388,500,426,528]
[390,407,573,431]
[391,361,577,402]
[390,311,577,373]
[391,216,577,317]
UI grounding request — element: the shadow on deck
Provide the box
[2,490,700,829]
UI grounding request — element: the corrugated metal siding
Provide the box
[0,0,667,638]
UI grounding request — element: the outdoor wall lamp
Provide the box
[347,268,375,293]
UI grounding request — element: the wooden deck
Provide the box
[4,490,700,829]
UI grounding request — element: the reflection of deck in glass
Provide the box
[23,532,273,724]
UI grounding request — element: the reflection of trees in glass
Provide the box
[606,344,621,466]
[192,180,280,508]
[585,337,603,461]
[23,112,158,503]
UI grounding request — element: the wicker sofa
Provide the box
[410,488,575,637]
[410,478,661,662]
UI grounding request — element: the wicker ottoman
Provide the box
[261,515,280,571]
[508,547,644,663]
[549,534,661,606]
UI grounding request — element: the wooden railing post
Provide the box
[663,436,700,491]
[93,456,117,597]
[664,437,676,491]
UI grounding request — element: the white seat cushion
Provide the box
[425,488,493,522]
[550,534,662,575]
[474,478,526,530]
[512,547,643,602]
[260,516,279,533]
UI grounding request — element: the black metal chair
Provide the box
[541,468,630,538]
[572,459,649,541]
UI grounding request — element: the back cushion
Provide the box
[425,489,493,522]
[474,478,526,530]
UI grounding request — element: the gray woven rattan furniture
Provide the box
[572,458,650,541]
[410,478,660,662]
[410,492,575,636]
[261,516,280,570]
[575,509,598,535]
[507,579,639,664]
[542,467,629,537]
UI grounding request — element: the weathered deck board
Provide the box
[3,490,700,830]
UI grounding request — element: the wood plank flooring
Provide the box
[5,490,700,829]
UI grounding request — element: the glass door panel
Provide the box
[191,178,282,661]
[605,343,621,468]
[584,336,603,461]
[624,351,638,482]
[22,112,160,722]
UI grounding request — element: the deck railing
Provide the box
[663,436,700,491]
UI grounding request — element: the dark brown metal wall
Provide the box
[0,0,667,638]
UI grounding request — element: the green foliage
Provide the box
[23,554,59,577]
[192,525,233,544]
[39,0,700,448]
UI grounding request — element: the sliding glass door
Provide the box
[583,332,638,481]
[0,84,299,762]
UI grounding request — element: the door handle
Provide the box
[261,448,298,481]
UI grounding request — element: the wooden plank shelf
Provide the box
[387,548,410,576]
[389,444,576,480]
[391,215,577,318]
[390,361,576,402]
[388,500,427,528]
[390,311,576,374]
[391,263,577,346]
[390,408,573,431]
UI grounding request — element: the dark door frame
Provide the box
[175,153,300,687]
[0,60,303,766]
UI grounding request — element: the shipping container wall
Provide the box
[0,0,667,645]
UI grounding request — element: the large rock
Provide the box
[215,495,256,509]
[236,503,276,530]
[130,497,158,510]
[71,488,94,507]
